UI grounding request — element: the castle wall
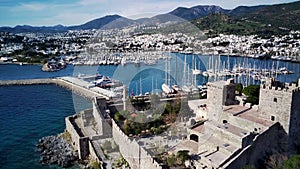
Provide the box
[288,88,300,149]
[111,119,162,169]
[204,121,243,146]
[65,116,89,159]
[221,112,267,134]
[93,97,112,138]
[88,141,101,162]
[223,123,284,168]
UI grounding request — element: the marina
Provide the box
[0,53,299,97]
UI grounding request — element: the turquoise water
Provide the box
[0,85,92,169]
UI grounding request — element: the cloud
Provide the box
[78,0,108,6]
[13,2,47,11]
[43,12,99,26]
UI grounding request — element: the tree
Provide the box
[243,85,260,105]
[284,155,300,169]
[167,154,176,167]
[236,83,243,96]
[265,153,287,169]
[114,112,122,122]
[177,150,190,165]
[123,122,131,135]
[135,113,147,123]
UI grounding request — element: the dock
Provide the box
[0,77,118,100]
[0,78,54,86]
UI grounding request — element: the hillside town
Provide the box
[1,26,300,65]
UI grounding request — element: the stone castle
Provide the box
[65,77,300,169]
[187,78,300,168]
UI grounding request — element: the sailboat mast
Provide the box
[183,54,187,85]
[165,57,168,84]
[140,76,142,95]
[152,76,154,94]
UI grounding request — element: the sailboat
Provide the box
[162,83,172,94]
[162,54,173,94]
[192,60,202,75]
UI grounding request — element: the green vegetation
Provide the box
[60,130,73,146]
[241,1,300,31]
[113,98,193,137]
[284,155,300,169]
[191,13,290,38]
[166,155,176,167]
[158,150,191,168]
[236,83,243,96]
[87,160,101,169]
[242,85,260,105]
[114,154,130,168]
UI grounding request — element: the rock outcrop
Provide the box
[38,135,78,168]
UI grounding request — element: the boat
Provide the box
[181,85,191,93]
[192,58,202,75]
[162,83,172,94]
[172,84,181,92]
[202,71,209,77]
[192,69,202,75]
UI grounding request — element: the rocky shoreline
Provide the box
[37,134,78,168]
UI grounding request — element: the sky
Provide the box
[0,0,299,27]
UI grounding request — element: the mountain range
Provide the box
[1,1,299,33]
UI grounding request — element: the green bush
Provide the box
[243,85,260,105]
[284,155,300,169]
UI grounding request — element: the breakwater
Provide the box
[0,77,110,100]
[0,79,54,85]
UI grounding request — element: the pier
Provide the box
[0,77,115,100]
[0,79,54,86]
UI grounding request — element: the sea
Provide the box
[0,54,299,169]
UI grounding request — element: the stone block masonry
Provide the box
[112,119,163,169]
[65,115,90,160]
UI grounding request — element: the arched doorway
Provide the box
[190,134,199,142]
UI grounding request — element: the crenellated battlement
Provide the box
[260,78,300,94]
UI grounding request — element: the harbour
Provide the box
[0,53,299,169]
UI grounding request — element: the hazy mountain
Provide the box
[169,5,229,20]
[0,15,133,33]
[0,1,299,33]
[68,14,136,30]
[0,24,68,33]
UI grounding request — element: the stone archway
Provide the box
[190,134,199,142]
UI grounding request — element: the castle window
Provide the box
[271,116,275,121]
[273,98,277,102]
[254,128,258,132]
[223,120,228,124]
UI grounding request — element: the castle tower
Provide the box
[207,78,236,120]
[259,78,300,147]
